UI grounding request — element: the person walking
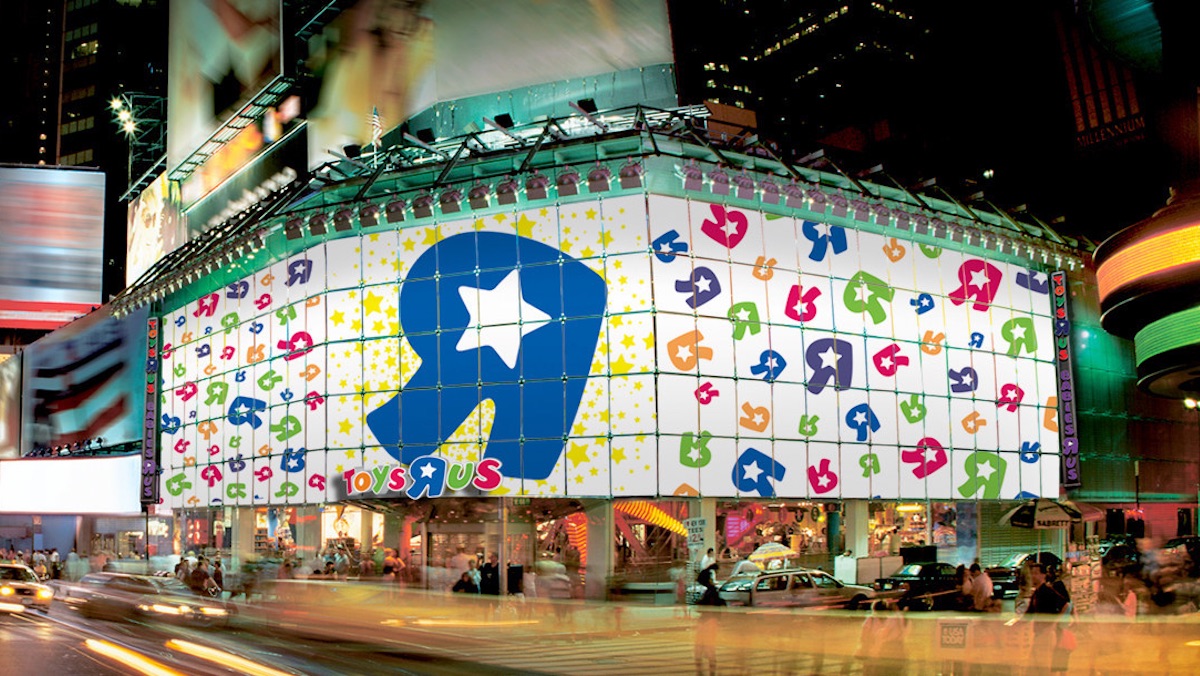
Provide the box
[856,600,909,676]
[1025,562,1075,674]
[480,553,501,595]
[968,563,995,611]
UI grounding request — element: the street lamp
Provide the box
[108,91,165,197]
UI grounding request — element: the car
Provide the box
[873,562,959,610]
[63,572,230,627]
[0,563,54,613]
[1163,536,1200,576]
[718,568,876,610]
[986,552,1063,599]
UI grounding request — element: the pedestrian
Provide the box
[1025,562,1075,674]
[189,559,219,596]
[699,547,715,572]
[696,562,725,606]
[452,571,479,593]
[480,553,501,595]
[50,548,60,579]
[359,549,376,578]
[381,548,401,582]
[467,558,482,592]
[693,608,719,676]
[450,546,474,578]
[212,558,225,591]
[856,600,909,675]
[968,563,996,611]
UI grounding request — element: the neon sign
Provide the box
[1052,271,1081,489]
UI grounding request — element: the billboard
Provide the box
[305,0,673,165]
[21,307,149,454]
[0,166,104,316]
[168,0,283,172]
[0,355,20,459]
[158,193,1060,507]
[127,173,184,286]
[0,455,142,515]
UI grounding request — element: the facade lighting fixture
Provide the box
[439,188,463,214]
[360,203,381,227]
[587,165,611,193]
[496,177,519,205]
[525,172,549,200]
[468,183,490,210]
[556,169,581,197]
[385,199,406,223]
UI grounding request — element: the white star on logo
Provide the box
[880,356,894,370]
[722,218,740,237]
[793,300,808,316]
[920,296,932,307]
[960,372,974,387]
[1009,323,1027,340]
[688,445,703,462]
[818,346,841,370]
[695,276,713,294]
[854,283,872,304]
[1003,386,1016,398]
[976,457,995,481]
[675,344,693,362]
[419,462,437,479]
[853,411,868,426]
[735,307,752,322]
[817,472,831,488]
[968,268,991,292]
[742,460,764,483]
[659,241,675,254]
[456,270,551,369]
[1032,271,1048,286]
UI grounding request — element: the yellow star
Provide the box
[635,435,646,443]
[330,310,346,326]
[391,259,400,273]
[610,315,624,327]
[612,447,627,464]
[563,227,571,235]
[572,423,586,436]
[335,464,344,473]
[610,355,634,374]
[580,246,595,258]
[566,442,590,467]
[351,319,362,332]
[421,226,442,245]
[339,419,353,434]
[643,334,655,350]
[590,467,599,476]
[402,238,415,251]
[385,354,398,369]
[362,289,381,314]
[349,290,358,299]
[493,213,508,223]
[633,381,643,390]
[474,218,486,231]
[585,208,597,220]
[539,208,548,216]
[514,214,536,238]
[619,275,627,285]
[345,449,357,459]
[561,240,573,253]
[591,359,604,374]
[621,335,635,349]
[574,475,585,484]
[600,231,614,248]
[612,259,623,269]
[339,379,348,388]
[368,233,380,242]
[617,411,626,419]
[372,320,385,333]
[599,410,610,423]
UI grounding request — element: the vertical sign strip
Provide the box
[142,316,160,504]
[1052,271,1081,489]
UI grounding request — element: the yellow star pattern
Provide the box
[612,447,627,464]
[585,208,597,220]
[330,310,346,326]
[566,442,590,467]
[580,246,595,258]
[421,226,441,245]
[338,419,353,434]
[600,231,614,248]
[402,238,415,251]
[621,335,635,349]
[610,355,634,374]
[364,291,384,315]
[515,214,536,237]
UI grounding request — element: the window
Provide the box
[791,574,814,589]
[757,575,788,591]
[811,573,840,589]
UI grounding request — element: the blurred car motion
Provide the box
[62,572,229,627]
[873,562,959,610]
[718,568,875,609]
[986,552,1062,599]
[1164,536,1200,576]
[0,563,54,613]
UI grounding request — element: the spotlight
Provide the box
[496,177,519,206]
[682,161,703,191]
[360,203,381,227]
[412,192,435,219]
[309,213,328,236]
[587,165,611,193]
[439,188,463,214]
[333,209,354,232]
[618,161,643,190]
[386,199,406,223]
[732,173,754,200]
[556,169,581,197]
[760,178,781,204]
[468,183,490,210]
[707,167,730,196]
[525,172,549,200]
[285,218,304,240]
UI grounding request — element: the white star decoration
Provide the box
[817,472,831,488]
[742,460,764,483]
[968,268,991,292]
[695,276,713,294]
[419,462,437,479]
[456,270,550,369]
[818,346,840,370]
[976,457,995,481]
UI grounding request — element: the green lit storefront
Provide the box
[137,124,1099,597]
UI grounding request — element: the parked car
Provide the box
[0,563,54,613]
[63,572,229,627]
[718,568,875,609]
[986,552,1062,599]
[873,562,959,610]
[1163,536,1200,577]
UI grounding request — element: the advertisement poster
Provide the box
[159,195,1060,507]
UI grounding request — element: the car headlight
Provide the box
[149,603,183,615]
[199,607,227,616]
[37,589,53,600]
[0,586,13,596]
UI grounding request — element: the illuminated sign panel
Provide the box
[159,196,1059,507]
[127,173,183,286]
[0,455,142,514]
[21,307,148,454]
[0,355,20,459]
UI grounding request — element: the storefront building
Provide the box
[140,118,1088,596]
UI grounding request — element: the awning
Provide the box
[1066,501,1106,522]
